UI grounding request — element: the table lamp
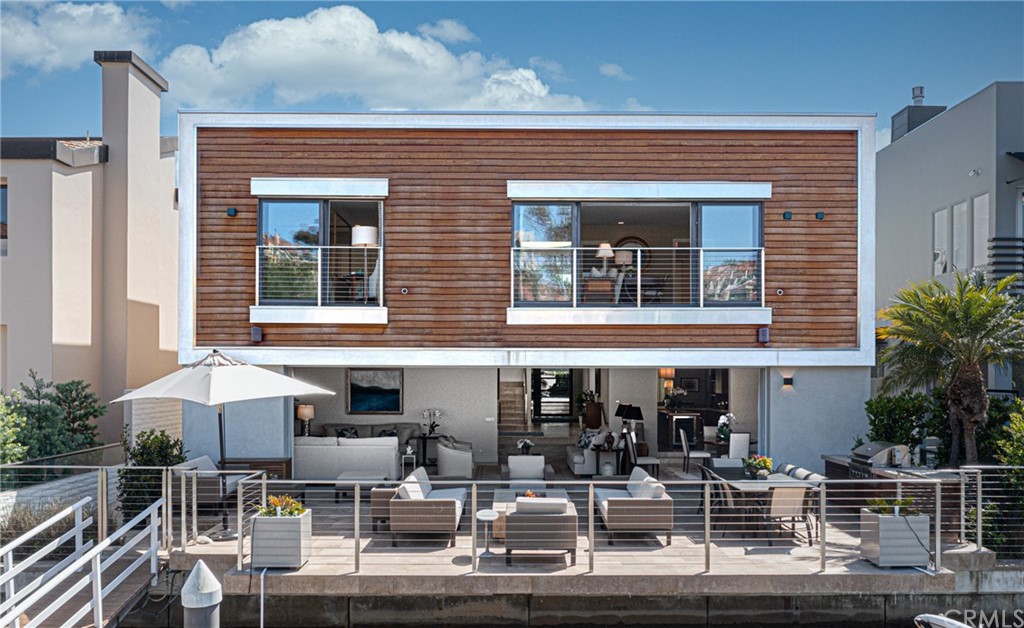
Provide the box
[297,404,315,437]
[352,225,379,304]
[596,242,614,273]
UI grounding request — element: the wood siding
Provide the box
[195,128,860,349]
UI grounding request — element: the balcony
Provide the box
[508,247,770,326]
[250,245,387,325]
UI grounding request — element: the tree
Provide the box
[14,371,103,460]
[0,391,27,464]
[51,380,103,448]
[878,271,1024,465]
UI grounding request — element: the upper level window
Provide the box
[952,200,969,272]
[1,182,7,257]
[933,208,948,275]
[257,199,382,306]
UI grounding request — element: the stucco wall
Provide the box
[728,368,761,439]
[765,366,870,473]
[606,368,660,454]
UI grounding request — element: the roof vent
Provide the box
[912,86,925,105]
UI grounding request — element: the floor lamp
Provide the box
[352,225,379,304]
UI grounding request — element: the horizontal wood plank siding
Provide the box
[195,128,859,350]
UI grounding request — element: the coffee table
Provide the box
[491,488,571,541]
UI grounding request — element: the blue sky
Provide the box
[1,1,1021,149]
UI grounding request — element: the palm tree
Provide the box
[878,271,1024,465]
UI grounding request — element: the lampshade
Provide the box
[623,406,644,422]
[614,250,633,266]
[658,368,675,379]
[614,403,631,417]
[595,242,614,259]
[352,225,379,247]
[663,380,673,389]
[296,404,315,421]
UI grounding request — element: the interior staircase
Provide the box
[498,381,528,431]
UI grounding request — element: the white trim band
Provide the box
[250,306,388,325]
[250,177,389,198]
[507,180,772,200]
[506,307,771,326]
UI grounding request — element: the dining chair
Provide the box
[710,474,750,538]
[763,486,811,546]
[702,426,718,454]
[625,431,661,478]
[680,428,711,474]
[728,432,751,459]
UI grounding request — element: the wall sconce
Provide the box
[782,376,795,388]
[296,404,315,436]
[226,207,238,217]
[815,212,825,220]
[782,211,793,220]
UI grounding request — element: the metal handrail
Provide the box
[255,245,384,307]
[9,444,123,466]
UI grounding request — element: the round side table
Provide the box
[476,509,499,558]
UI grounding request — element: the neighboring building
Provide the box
[0,52,179,442]
[877,82,1024,389]
[177,111,876,472]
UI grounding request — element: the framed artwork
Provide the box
[680,377,700,393]
[614,236,653,271]
[347,368,403,414]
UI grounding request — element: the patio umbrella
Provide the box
[113,349,334,469]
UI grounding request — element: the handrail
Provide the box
[0,496,91,556]
[10,443,123,466]
[255,244,384,307]
[0,498,166,628]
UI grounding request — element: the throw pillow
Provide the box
[634,477,666,499]
[377,425,398,438]
[335,426,360,439]
[576,429,598,449]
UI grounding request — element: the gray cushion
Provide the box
[515,497,568,514]
[425,487,467,512]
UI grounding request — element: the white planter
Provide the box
[859,508,930,568]
[251,509,312,569]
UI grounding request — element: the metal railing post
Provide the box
[180,473,187,549]
[97,469,107,541]
[91,554,103,628]
[510,249,515,307]
[588,484,595,572]
[960,472,966,543]
[896,479,902,502]
[354,484,361,574]
[760,248,765,306]
[471,484,478,573]
[163,468,171,550]
[571,250,578,309]
[703,483,711,572]
[261,474,267,507]
[934,483,942,571]
[976,470,984,550]
[236,482,244,572]
[818,483,827,572]
[317,249,324,306]
[255,247,261,305]
[191,470,198,543]
[74,505,84,559]
[636,250,642,308]
[150,509,160,585]
[698,249,705,308]
[3,552,15,626]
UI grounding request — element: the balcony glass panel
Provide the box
[513,248,572,304]
[702,249,762,305]
[257,246,381,306]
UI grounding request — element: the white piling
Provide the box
[182,559,222,628]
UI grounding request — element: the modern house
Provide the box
[876,82,1024,389]
[177,111,876,473]
[0,52,179,442]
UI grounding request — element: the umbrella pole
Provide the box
[213,404,238,541]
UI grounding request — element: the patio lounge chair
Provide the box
[594,467,673,546]
[389,467,466,547]
[505,496,578,566]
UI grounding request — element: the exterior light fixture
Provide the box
[815,212,825,220]
[226,207,238,217]
[782,211,793,220]
[782,376,794,387]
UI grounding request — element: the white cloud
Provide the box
[417,18,477,43]
[159,5,587,111]
[528,56,567,82]
[1,2,155,78]
[624,97,653,111]
[599,62,633,81]
[875,126,891,152]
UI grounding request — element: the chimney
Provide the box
[891,85,946,143]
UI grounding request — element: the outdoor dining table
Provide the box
[728,473,819,493]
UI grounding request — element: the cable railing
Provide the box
[255,245,383,307]
[510,246,764,308]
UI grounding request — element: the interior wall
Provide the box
[765,366,870,473]
[292,367,500,464]
[728,368,761,438]
[607,368,660,454]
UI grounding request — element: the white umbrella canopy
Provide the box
[113,350,333,469]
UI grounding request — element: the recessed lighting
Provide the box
[617,221,625,225]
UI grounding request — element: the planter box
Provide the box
[859,508,930,568]
[251,509,312,569]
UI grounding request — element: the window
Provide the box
[512,203,574,303]
[973,194,990,269]
[698,203,763,304]
[952,201,969,271]
[933,208,948,275]
[1,182,7,257]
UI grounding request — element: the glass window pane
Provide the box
[513,249,573,303]
[973,194,990,268]
[933,208,948,275]
[513,203,573,248]
[260,200,321,246]
[700,204,760,248]
[952,201,968,271]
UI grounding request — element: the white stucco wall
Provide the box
[607,368,660,454]
[764,366,870,473]
[728,368,761,438]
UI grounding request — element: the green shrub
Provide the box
[0,391,27,464]
[13,371,103,461]
[117,429,186,524]
[865,391,931,452]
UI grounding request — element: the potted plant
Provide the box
[860,497,930,567]
[716,413,733,442]
[251,495,312,569]
[517,438,534,455]
[744,454,773,479]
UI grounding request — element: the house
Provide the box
[177,111,876,473]
[876,82,1024,390]
[0,52,179,442]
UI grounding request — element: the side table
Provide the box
[401,453,417,476]
[477,509,499,558]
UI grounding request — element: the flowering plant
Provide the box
[517,438,534,454]
[255,494,307,517]
[744,454,773,473]
[716,413,733,441]
[421,409,442,435]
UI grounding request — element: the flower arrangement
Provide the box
[716,413,734,441]
[523,489,537,498]
[663,387,689,411]
[517,438,534,455]
[744,454,773,474]
[866,497,917,516]
[255,494,307,517]
[421,408,442,435]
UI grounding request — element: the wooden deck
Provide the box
[17,558,154,627]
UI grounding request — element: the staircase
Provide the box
[498,381,528,431]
